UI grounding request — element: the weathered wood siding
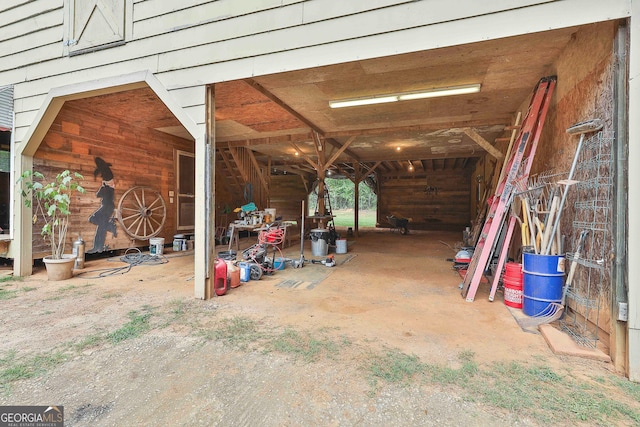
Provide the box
[269,175,308,223]
[30,102,194,257]
[378,169,472,231]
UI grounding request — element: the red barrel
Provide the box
[214,258,228,296]
[503,262,523,309]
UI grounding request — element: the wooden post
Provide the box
[354,162,361,237]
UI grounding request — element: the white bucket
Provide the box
[336,238,347,254]
[149,237,164,255]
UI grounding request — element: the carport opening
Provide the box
[23,83,196,265]
[307,177,377,230]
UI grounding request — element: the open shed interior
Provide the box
[25,20,620,356]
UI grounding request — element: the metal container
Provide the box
[72,235,85,269]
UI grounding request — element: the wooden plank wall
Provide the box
[377,170,472,232]
[269,175,307,223]
[30,104,194,258]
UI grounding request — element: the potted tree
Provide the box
[19,169,86,280]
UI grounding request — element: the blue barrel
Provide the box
[239,262,251,282]
[522,253,565,317]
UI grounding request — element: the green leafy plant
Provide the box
[19,170,85,259]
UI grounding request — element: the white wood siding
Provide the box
[0,0,632,145]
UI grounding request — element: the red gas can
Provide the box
[214,258,228,296]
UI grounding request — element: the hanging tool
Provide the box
[542,119,603,255]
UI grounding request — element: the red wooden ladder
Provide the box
[461,76,557,302]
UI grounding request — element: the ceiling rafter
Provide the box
[243,78,361,161]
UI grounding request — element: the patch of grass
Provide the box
[611,375,640,402]
[361,348,640,426]
[0,276,21,284]
[58,284,78,292]
[201,316,263,350]
[74,334,105,352]
[106,309,153,344]
[370,349,422,383]
[269,328,340,362]
[0,350,67,390]
[468,360,640,425]
[332,209,377,228]
[169,299,187,317]
[0,289,18,300]
[21,286,37,292]
[101,292,122,299]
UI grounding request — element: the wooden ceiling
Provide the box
[66,25,579,178]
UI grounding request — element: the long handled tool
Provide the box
[293,200,305,268]
[542,119,603,255]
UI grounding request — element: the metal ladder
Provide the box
[461,76,557,302]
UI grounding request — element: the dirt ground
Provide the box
[0,229,637,426]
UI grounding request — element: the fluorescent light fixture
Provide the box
[398,84,481,101]
[329,95,398,109]
[329,83,481,108]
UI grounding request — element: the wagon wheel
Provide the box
[117,186,167,240]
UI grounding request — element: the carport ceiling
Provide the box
[71,26,578,176]
[215,26,575,176]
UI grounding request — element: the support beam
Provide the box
[627,3,640,381]
[463,127,504,160]
[289,141,318,169]
[244,79,322,133]
[323,136,357,171]
[612,21,629,375]
[354,162,361,236]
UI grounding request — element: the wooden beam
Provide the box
[244,78,324,134]
[289,141,317,170]
[323,136,357,171]
[325,137,360,161]
[463,128,504,160]
[354,161,360,236]
[217,132,313,146]
[323,119,510,139]
[364,161,383,178]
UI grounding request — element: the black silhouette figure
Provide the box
[87,157,118,253]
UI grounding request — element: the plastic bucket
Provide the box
[173,234,186,251]
[522,253,565,316]
[310,228,329,256]
[335,238,347,254]
[239,262,251,282]
[149,237,164,255]
[503,262,523,309]
[274,257,286,270]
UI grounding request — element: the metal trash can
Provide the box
[310,228,329,256]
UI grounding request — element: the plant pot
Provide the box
[43,254,76,281]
